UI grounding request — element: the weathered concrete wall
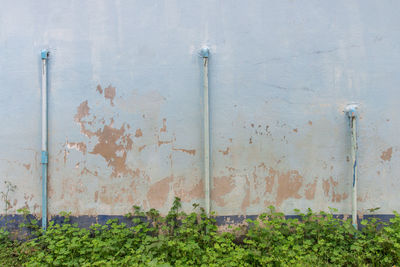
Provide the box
[1,0,400,219]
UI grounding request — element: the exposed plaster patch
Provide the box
[160,118,167,132]
[23,163,31,170]
[304,178,318,200]
[96,84,103,94]
[158,140,173,146]
[322,177,348,202]
[67,142,87,154]
[172,147,196,156]
[322,179,330,197]
[380,147,393,161]
[73,89,135,177]
[241,176,251,212]
[212,176,235,207]
[275,169,304,206]
[173,177,204,202]
[264,168,275,194]
[147,176,173,209]
[74,101,95,138]
[90,124,134,177]
[219,147,230,155]
[94,191,99,202]
[104,85,116,106]
[135,128,143,137]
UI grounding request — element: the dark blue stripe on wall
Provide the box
[0,214,396,231]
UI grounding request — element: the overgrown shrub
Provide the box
[1,198,400,266]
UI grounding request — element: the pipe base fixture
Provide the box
[200,46,209,58]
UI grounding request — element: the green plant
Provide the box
[1,200,400,266]
[0,180,17,224]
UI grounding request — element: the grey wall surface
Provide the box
[1,0,399,219]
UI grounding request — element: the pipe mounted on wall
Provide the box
[200,47,211,216]
[41,49,49,230]
[346,104,358,229]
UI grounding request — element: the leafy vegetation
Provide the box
[1,198,400,266]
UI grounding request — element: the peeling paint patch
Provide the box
[104,85,116,106]
[160,118,167,132]
[74,100,95,138]
[172,147,196,156]
[67,142,87,154]
[135,128,143,137]
[90,124,134,177]
[241,176,251,212]
[158,140,173,146]
[322,179,330,197]
[380,147,393,161]
[304,178,318,200]
[219,147,230,155]
[275,170,304,205]
[73,90,136,177]
[264,168,275,194]
[96,84,103,94]
[147,176,173,209]
[322,177,348,202]
[173,178,204,201]
[23,163,31,170]
[212,176,235,207]
[74,101,90,122]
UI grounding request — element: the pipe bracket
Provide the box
[41,151,48,164]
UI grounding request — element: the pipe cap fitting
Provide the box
[41,49,49,59]
[345,104,358,118]
[200,47,209,58]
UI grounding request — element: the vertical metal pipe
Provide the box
[346,106,358,229]
[201,47,211,216]
[41,50,49,230]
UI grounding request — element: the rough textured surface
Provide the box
[0,1,400,219]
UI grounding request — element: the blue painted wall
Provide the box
[1,1,399,219]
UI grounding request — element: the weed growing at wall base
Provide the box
[1,198,400,266]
